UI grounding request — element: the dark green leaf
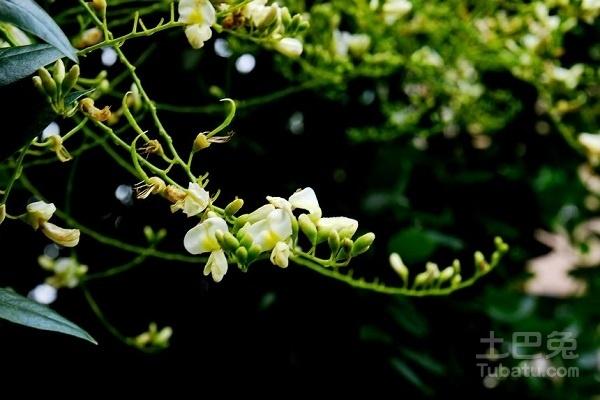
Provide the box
[65,88,95,107]
[0,288,96,344]
[0,0,77,62]
[0,43,62,86]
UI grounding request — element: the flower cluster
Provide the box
[38,256,88,288]
[178,0,308,57]
[24,201,80,247]
[180,187,374,282]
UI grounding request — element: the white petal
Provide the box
[274,38,303,57]
[267,209,293,240]
[289,187,321,218]
[185,24,212,49]
[317,217,358,239]
[40,223,80,247]
[183,217,228,254]
[579,133,600,154]
[210,250,228,282]
[183,182,210,216]
[26,201,56,228]
[266,196,292,211]
[246,204,275,223]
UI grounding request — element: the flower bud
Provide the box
[126,84,142,111]
[53,59,65,85]
[247,244,262,261]
[26,201,56,229]
[342,238,354,255]
[298,214,317,243]
[328,230,340,254]
[40,222,80,247]
[351,232,375,256]
[73,28,103,48]
[62,64,80,94]
[32,76,44,95]
[494,236,509,253]
[439,266,454,283]
[389,253,408,285]
[80,98,111,122]
[224,198,244,216]
[474,251,488,273]
[274,38,303,58]
[425,262,440,280]
[92,0,107,12]
[414,271,430,287]
[452,259,461,274]
[193,133,211,151]
[222,232,240,252]
[0,204,5,225]
[38,67,57,98]
[451,274,462,287]
[235,246,248,264]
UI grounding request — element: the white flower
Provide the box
[171,182,210,217]
[178,0,216,49]
[549,64,584,90]
[204,249,228,282]
[39,256,88,288]
[244,209,293,251]
[26,201,56,229]
[316,217,358,241]
[243,0,278,29]
[266,187,322,219]
[184,216,230,282]
[184,216,228,254]
[40,223,80,247]
[274,38,303,57]
[382,0,412,24]
[246,204,276,223]
[270,241,291,268]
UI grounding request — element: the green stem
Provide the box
[1,141,32,205]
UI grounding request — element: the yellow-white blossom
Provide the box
[40,223,81,247]
[243,209,293,251]
[26,201,56,229]
[204,249,228,282]
[171,182,210,217]
[243,0,279,29]
[178,0,216,49]
[382,0,412,24]
[270,241,291,268]
[39,256,88,288]
[316,217,358,241]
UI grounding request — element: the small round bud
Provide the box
[342,238,354,254]
[143,226,155,242]
[351,232,375,256]
[224,198,244,216]
[92,0,107,12]
[273,38,303,58]
[451,274,462,287]
[425,262,440,280]
[452,259,461,274]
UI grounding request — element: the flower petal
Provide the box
[184,217,228,254]
[289,187,321,218]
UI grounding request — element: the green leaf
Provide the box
[0,0,77,62]
[0,43,62,86]
[65,88,95,107]
[0,288,97,344]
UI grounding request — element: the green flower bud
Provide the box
[62,64,80,94]
[247,244,262,261]
[425,262,440,280]
[280,7,292,27]
[452,259,461,274]
[239,231,254,249]
[414,271,430,287]
[38,67,57,98]
[494,236,509,253]
[342,238,354,254]
[474,251,489,273]
[451,274,462,287]
[298,214,317,243]
[53,59,65,85]
[0,204,5,225]
[222,232,240,252]
[328,230,340,254]
[351,232,375,256]
[224,198,244,216]
[439,266,454,283]
[235,246,248,264]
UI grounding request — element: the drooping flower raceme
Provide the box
[178,0,216,49]
[182,187,374,283]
